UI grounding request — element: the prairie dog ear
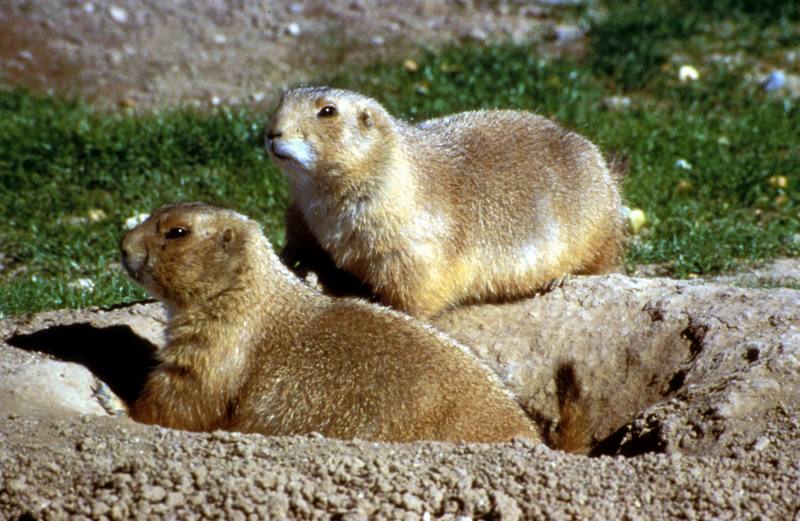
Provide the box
[358,107,374,128]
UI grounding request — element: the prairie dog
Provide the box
[267,87,625,317]
[119,202,541,443]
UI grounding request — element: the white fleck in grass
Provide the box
[68,278,95,292]
[125,212,150,229]
[678,65,699,82]
[87,209,107,222]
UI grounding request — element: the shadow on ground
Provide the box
[7,323,157,405]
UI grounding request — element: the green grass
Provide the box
[0,92,288,315]
[1,1,798,315]
[588,0,800,90]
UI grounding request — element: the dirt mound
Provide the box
[2,274,798,518]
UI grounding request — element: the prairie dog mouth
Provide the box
[269,138,317,170]
[268,140,291,161]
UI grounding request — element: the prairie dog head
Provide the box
[266,87,394,194]
[120,202,266,310]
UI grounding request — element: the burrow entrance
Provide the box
[5,298,759,458]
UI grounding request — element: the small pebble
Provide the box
[468,28,487,42]
[109,6,129,24]
[763,70,786,92]
[626,208,648,235]
[403,59,419,73]
[6,478,26,493]
[768,175,788,189]
[289,3,304,14]
[602,95,631,111]
[210,95,222,107]
[251,92,266,103]
[87,209,107,222]
[676,179,694,193]
[142,485,167,502]
[371,35,385,46]
[286,22,301,37]
[83,3,95,14]
[678,65,699,82]
[125,212,150,229]
[751,437,770,451]
[68,278,95,292]
[213,34,227,44]
[553,25,584,43]
[674,158,693,170]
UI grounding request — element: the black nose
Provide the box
[266,129,282,140]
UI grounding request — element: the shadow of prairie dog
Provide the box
[119,202,542,443]
[266,86,625,317]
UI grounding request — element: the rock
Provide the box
[403,59,419,73]
[67,278,95,292]
[286,22,301,37]
[109,6,129,24]
[763,70,786,92]
[124,212,150,230]
[768,175,788,189]
[87,209,107,222]
[678,65,699,82]
[674,158,692,170]
[602,95,631,111]
[553,25,585,43]
[624,208,648,235]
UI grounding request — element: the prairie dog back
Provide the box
[121,202,542,443]
[267,87,624,316]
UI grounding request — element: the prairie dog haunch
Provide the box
[266,87,625,317]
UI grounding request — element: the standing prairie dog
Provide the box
[267,87,625,317]
[119,202,542,443]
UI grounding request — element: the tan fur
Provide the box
[548,362,594,454]
[266,87,625,317]
[120,202,541,443]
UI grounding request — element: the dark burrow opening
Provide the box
[5,315,714,458]
[7,323,158,405]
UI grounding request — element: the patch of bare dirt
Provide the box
[0,0,566,109]
[2,275,799,518]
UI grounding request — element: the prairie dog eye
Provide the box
[165,227,189,239]
[317,105,337,118]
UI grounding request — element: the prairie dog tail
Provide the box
[547,361,594,454]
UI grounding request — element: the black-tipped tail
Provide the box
[547,361,594,454]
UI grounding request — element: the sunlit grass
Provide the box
[1,0,798,315]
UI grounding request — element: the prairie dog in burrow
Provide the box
[266,86,625,317]
[120,202,545,443]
